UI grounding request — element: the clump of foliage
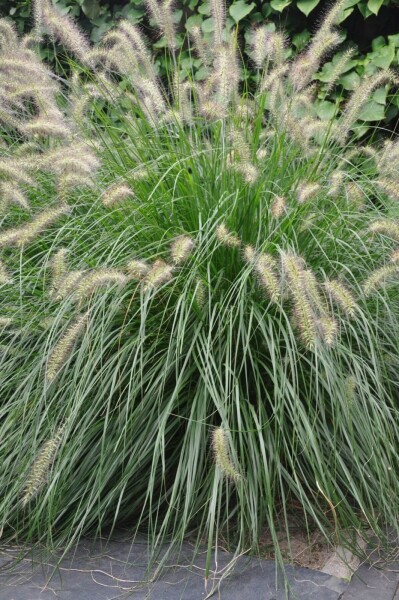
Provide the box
[1,0,399,578]
[4,0,399,136]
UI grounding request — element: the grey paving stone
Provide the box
[0,537,348,600]
[342,561,399,600]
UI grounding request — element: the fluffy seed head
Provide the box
[0,259,12,284]
[46,313,89,383]
[250,26,273,68]
[143,259,174,291]
[210,0,226,48]
[189,25,211,66]
[194,278,206,306]
[51,270,85,302]
[324,279,357,318]
[327,171,345,198]
[0,182,30,211]
[211,427,241,482]
[363,264,399,296]
[259,63,289,93]
[297,181,321,204]
[35,0,92,66]
[271,195,287,218]
[318,316,338,346]
[337,70,395,143]
[145,0,177,51]
[216,223,241,248]
[51,248,68,289]
[170,235,195,265]
[256,147,267,161]
[369,219,399,241]
[390,249,399,263]
[243,244,257,265]
[281,253,317,350]
[374,179,399,202]
[126,259,150,280]
[345,182,365,208]
[102,182,135,207]
[21,424,65,507]
[200,101,227,121]
[254,254,280,303]
[0,204,70,248]
[236,162,259,184]
[76,269,128,304]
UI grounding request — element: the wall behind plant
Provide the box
[2,0,399,134]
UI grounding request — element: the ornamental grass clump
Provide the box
[1,0,399,577]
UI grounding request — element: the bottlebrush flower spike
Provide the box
[126,260,150,280]
[243,245,257,265]
[374,179,399,202]
[51,248,68,289]
[318,316,338,346]
[0,259,12,284]
[212,428,241,482]
[281,252,318,350]
[254,253,280,303]
[21,423,66,507]
[145,0,177,51]
[363,265,399,296]
[0,182,30,211]
[102,182,135,207]
[0,205,70,248]
[76,269,128,304]
[51,271,85,302]
[170,235,195,265]
[33,0,92,66]
[369,220,399,241]
[210,0,226,49]
[143,259,174,291]
[216,223,241,248]
[327,171,345,198]
[390,249,399,263]
[297,182,320,204]
[271,195,287,218]
[337,70,395,144]
[324,279,357,318]
[345,182,365,208]
[46,313,89,383]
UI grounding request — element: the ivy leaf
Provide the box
[338,71,361,90]
[185,14,203,30]
[316,100,337,120]
[201,17,214,33]
[229,1,256,22]
[371,45,395,69]
[372,36,386,51]
[292,29,311,51]
[297,0,320,17]
[82,0,100,20]
[357,2,374,18]
[373,86,388,104]
[358,99,385,121]
[270,0,292,11]
[367,0,384,15]
[198,2,211,15]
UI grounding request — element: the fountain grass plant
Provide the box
[1,0,399,580]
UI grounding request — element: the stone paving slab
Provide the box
[341,560,399,600]
[0,537,348,600]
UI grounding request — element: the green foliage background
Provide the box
[1,0,399,133]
